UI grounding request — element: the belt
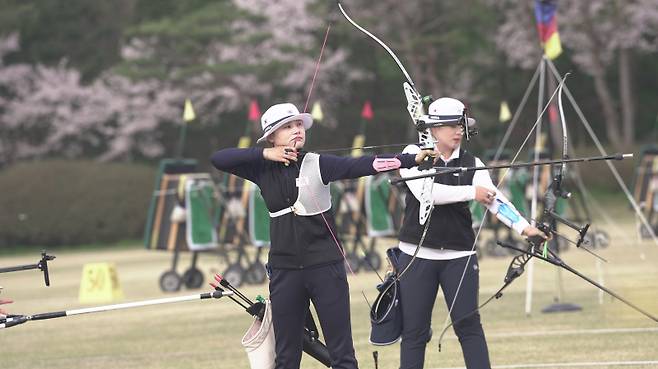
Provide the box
[269,206,295,218]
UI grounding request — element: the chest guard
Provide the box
[268,153,332,217]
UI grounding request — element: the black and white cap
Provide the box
[421,97,476,127]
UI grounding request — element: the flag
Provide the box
[534,0,563,60]
[499,101,512,123]
[361,101,374,121]
[311,101,324,121]
[183,99,196,122]
[248,100,261,122]
[548,103,559,124]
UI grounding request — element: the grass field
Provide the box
[2,216,658,369]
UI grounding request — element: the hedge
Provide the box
[0,160,156,248]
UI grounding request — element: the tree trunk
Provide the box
[424,48,443,98]
[618,48,635,148]
[576,1,624,151]
[592,72,623,151]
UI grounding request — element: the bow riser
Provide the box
[404,82,435,224]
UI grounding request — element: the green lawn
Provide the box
[2,217,657,369]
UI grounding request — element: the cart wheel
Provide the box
[594,230,610,248]
[363,251,382,272]
[245,261,267,285]
[159,270,182,292]
[182,267,204,289]
[639,224,655,239]
[345,253,361,273]
[223,264,245,288]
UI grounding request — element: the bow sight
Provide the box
[0,251,55,286]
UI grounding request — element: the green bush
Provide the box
[0,160,156,248]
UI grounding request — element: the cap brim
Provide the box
[257,113,313,144]
[421,117,476,127]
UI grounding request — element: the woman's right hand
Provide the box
[414,148,437,165]
[263,146,298,165]
[474,186,496,206]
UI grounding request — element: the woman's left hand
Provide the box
[522,226,550,240]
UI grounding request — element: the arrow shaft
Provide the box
[28,291,233,321]
[391,153,631,184]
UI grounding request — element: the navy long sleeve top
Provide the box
[211,147,417,269]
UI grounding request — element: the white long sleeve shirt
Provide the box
[398,145,530,260]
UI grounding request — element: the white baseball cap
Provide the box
[256,103,313,144]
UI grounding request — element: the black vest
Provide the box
[398,148,476,251]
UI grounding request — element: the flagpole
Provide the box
[525,56,546,317]
[176,124,188,159]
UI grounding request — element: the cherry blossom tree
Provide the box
[0,33,182,164]
[120,0,363,129]
[1,1,365,165]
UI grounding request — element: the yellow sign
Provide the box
[79,263,124,304]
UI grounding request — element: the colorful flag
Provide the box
[183,99,196,122]
[361,100,374,121]
[534,0,563,60]
[311,101,324,121]
[499,101,512,123]
[248,100,261,122]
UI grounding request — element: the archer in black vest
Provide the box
[396,98,547,369]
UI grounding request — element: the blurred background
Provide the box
[2,1,658,368]
[0,0,657,249]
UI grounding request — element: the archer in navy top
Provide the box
[211,147,417,269]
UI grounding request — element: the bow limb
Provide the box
[336,2,435,283]
[336,1,434,224]
[337,1,415,88]
[557,72,569,177]
[542,72,595,248]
